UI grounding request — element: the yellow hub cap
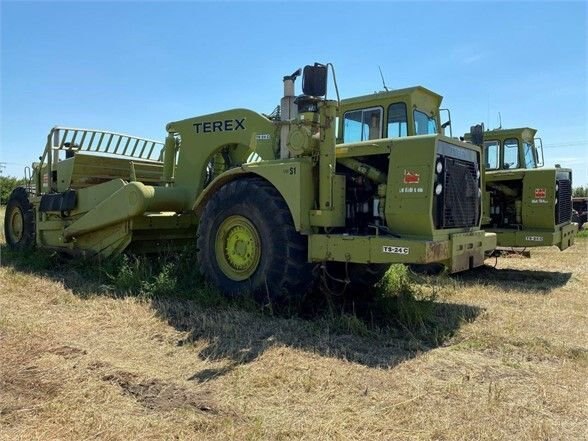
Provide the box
[8,207,24,243]
[215,215,261,281]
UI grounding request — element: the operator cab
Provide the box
[465,127,544,171]
[337,87,449,143]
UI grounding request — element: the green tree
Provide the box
[0,175,26,205]
[573,186,588,198]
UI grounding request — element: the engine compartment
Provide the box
[486,180,523,229]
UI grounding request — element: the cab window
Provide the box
[523,141,537,168]
[387,103,408,138]
[503,138,519,169]
[414,110,437,135]
[343,107,383,143]
[484,141,499,169]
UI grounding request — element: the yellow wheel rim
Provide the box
[215,215,261,281]
[7,206,24,243]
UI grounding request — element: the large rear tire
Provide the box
[4,187,35,251]
[196,177,313,301]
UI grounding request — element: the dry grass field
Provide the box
[1,205,587,441]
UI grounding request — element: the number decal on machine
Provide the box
[525,236,544,242]
[382,246,409,255]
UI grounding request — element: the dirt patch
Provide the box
[47,345,87,359]
[0,365,60,418]
[86,360,111,371]
[0,339,61,423]
[101,371,217,413]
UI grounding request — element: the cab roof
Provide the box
[465,127,538,141]
[482,127,538,141]
[340,86,443,107]
[483,127,537,137]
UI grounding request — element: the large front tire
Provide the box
[196,177,313,301]
[4,187,36,251]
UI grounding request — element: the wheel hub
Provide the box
[215,215,261,281]
[8,207,24,243]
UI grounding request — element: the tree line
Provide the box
[573,186,588,198]
[0,176,26,205]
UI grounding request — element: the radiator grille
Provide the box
[441,158,479,228]
[556,179,572,224]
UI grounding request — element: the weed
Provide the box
[373,265,438,333]
[330,313,372,338]
[0,245,55,271]
[104,254,152,295]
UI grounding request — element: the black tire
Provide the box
[321,262,390,296]
[4,187,36,251]
[196,177,313,301]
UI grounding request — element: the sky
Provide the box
[1,1,587,185]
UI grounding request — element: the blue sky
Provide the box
[1,1,587,185]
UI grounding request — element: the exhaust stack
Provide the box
[280,69,301,159]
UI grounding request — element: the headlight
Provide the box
[435,183,443,195]
[436,161,443,174]
[555,198,558,205]
[476,168,480,180]
[556,183,559,192]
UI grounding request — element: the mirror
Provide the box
[439,108,452,137]
[534,137,544,167]
[302,63,327,97]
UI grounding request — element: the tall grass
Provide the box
[376,265,437,331]
[3,244,449,341]
[0,204,453,345]
[99,254,444,340]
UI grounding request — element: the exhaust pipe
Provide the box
[280,69,301,159]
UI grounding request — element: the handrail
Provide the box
[37,126,165,193]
